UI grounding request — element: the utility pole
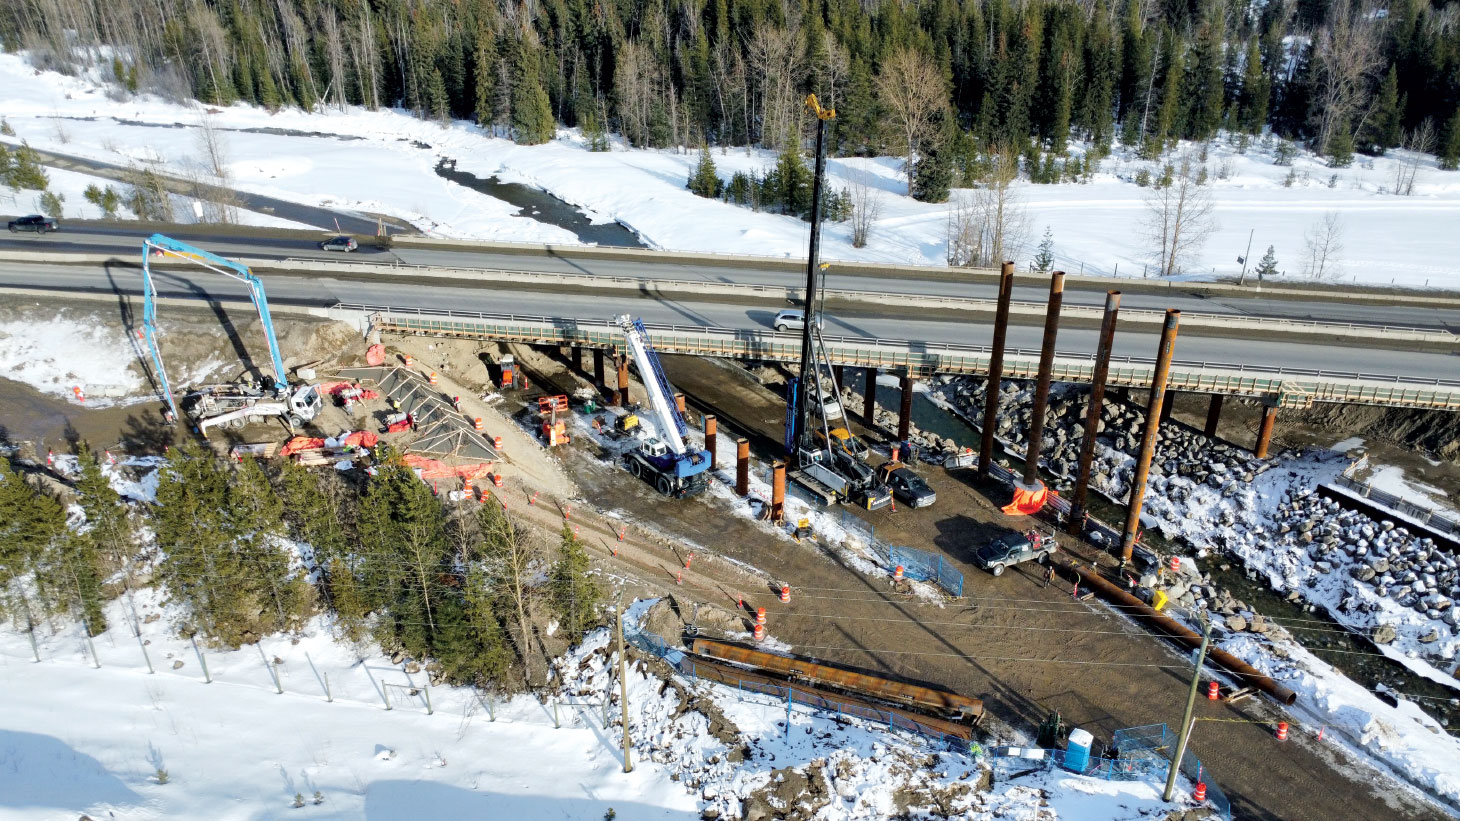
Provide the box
[791,94,836,460]
[1163,616,1212,802]
[616,593,633,773]
[1237,228,1254,285]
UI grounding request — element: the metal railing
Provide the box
[338,304,1460,411]
[1331,475,1460,538]
[279,257,1455,341]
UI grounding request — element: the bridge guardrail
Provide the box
[273,257,1454,343]
[332,303,1460,411]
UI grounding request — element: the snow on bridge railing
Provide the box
[335,304,1460,410]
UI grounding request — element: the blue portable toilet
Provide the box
[1064,728,1093,773]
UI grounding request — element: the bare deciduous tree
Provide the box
[196,112,228,180]
[477,500,544,687]
[1394,120,1437,196]
[747,23,805,150]
[848,166,882,248]
[1303,211,1345,278]
[947,147,1026,268]
[1145,152,1217,276]
[1310,5,1382,156]
[875,47,946,195]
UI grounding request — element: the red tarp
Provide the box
[366,344,386,366]
[1001,483,1049,516]
[342,430,379,448]
[401,453,494,482]
[318,381,379,400]
[281,436,327,456]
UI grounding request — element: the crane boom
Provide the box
[141,233,290,422]
[617,315,690,454]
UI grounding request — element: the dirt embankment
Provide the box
[1295,403,1460,463]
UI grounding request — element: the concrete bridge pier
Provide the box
[1204,394,1224,436]
[863,367,877,428]
[1255,403,1279,459]
[898,374,914,443]
[616,357,630,406]
[593,349,605,392]
[572,345,582,373]
[1160,391,1176,423]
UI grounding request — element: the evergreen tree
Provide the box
[152,441,236,642]
[511,39,555,145]
[766,143,813,217]
[1326,119,1354,168]
[1255,245,1280,279]
[581,106,610,152]
[1236,36,1269,135]
[356,447,449,659]
[1362,66,1402,154]
[7,142,49,190]
[1441,107,1460,172]
[226,456,303,636]
[474,29,500,129]
[549,525,600,641]
[687,147,723,198]
[39,190,63,219]
[0,458,66,622]
[72,443,132,569]
[1033,226,1055,272]
[911,118,954,203]
[1184,23,1224,142]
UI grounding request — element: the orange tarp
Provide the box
[402,453,494,482]
[1001,483,1048,515]
[281,436,327,456]
[343,431,379,448]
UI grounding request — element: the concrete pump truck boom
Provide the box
[617,315,712,497]
[140,233,321,436]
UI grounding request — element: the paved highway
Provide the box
[8,260,1458,385]
[6,226,1460,332]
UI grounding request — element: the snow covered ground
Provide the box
[3,51,1459,287]
[0,580,1181,820]
[0,310,226,406]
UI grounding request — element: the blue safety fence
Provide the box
[992,724,1229,820]
[625,626,977,754]
[888,545,965,597]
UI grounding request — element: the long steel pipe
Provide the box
[1054,556,1297,705]
[1022,271,1065,486]
[1070,290,1121,533]
[979,261,1016,477]
[1121,309,1180,563]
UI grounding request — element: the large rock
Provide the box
[1370,624,1398,645]
[1225,615,1248,632]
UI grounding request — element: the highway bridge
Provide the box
[2,226,1457,416]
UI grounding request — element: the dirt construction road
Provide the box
[507,348,1451,821]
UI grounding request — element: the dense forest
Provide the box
[2,0,1458,199]
[0,443,600,690]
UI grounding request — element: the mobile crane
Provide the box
[616,315,712,497]
[140,233,321,435]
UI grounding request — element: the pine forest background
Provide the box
[3,0,1459,203]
